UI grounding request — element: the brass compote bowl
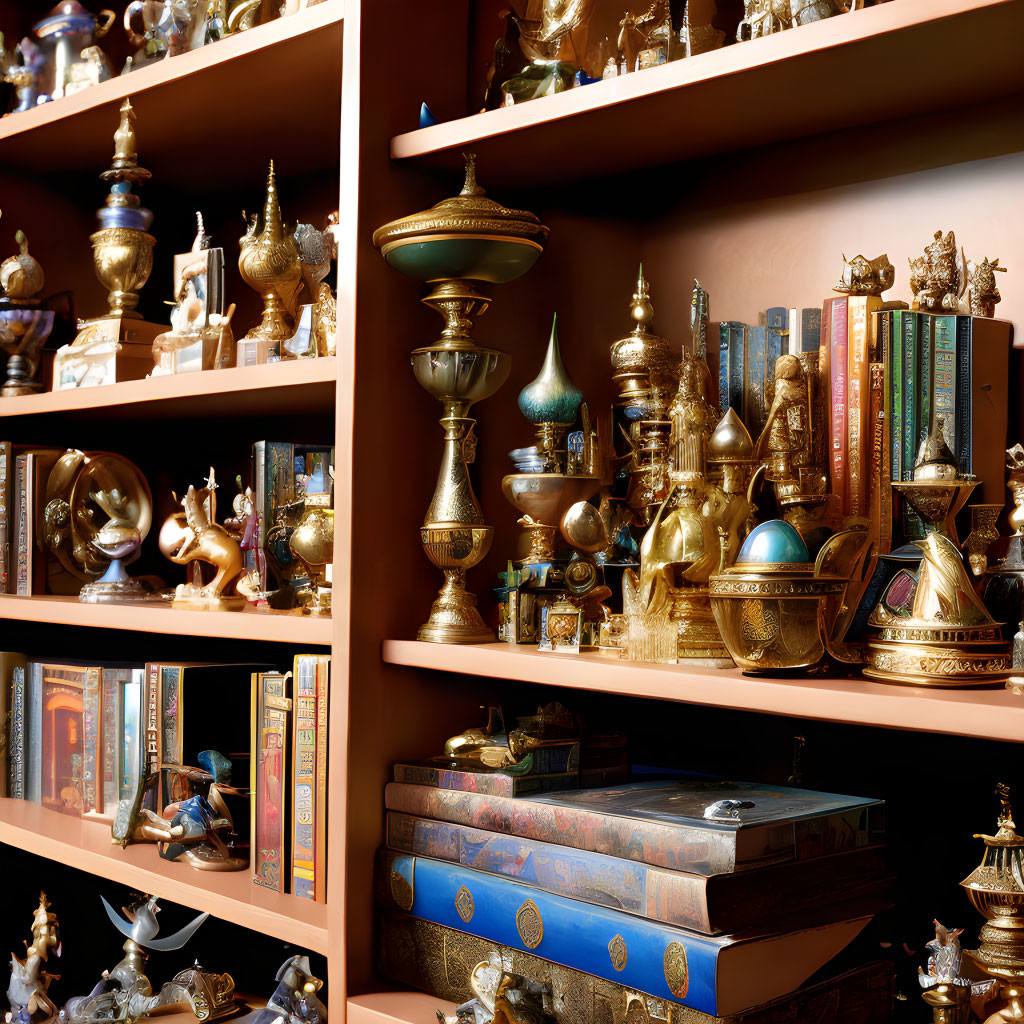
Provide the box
[373,154,549,643]
[502,474,601,564]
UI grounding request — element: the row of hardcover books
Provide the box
[376,769,890,1020]
[0,653,329,903]
[825,302,1010,543]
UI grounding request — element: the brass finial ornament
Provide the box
[92,97,154,319]
[373,154,549,643]
[237,161,303,360]
[968,256,1007,318]
[910,229,967,312]
[959,785,1024,1021]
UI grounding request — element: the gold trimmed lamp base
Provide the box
[418,569,494,644]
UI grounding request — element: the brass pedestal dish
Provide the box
[373,155,549,644]
[709,520,873,675]
[502,473,601,564]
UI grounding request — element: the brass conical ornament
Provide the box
[238,160,303,352]
[373,155,549,644]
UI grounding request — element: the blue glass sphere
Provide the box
[736,520,810,565]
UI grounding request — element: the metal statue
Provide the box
[967,256,1006,318]
[909,230,967,313]
[8,893,60,1024]
[833,253,895,296]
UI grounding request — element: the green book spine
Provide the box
[932,315,957,453]
[888,311,901,483]
[955,315,973,477]
[901,311,919,480]
[919,313,933,447]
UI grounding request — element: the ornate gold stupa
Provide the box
[238,161,303,355]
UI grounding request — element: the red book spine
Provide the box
[829,297,849,516]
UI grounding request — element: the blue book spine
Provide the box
[801,308,822,352]
[725,322,746,419]
[955,315,973,476]
[27,662,41,804]
[745,326,767,439]
[932,315,956,454]
[385,851,725,1015]
[764,308,786,407]
[9,665,24,799]
[919,313,933,446]
[717,323,730,414]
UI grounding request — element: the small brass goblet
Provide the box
[289,507,334,616]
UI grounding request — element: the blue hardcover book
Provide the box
[26,661,42,804]
[932,314,956,453]
[386,811,890,936]
[724,322,746,420]
[717,323,730,414]
[744,325,767,439]
[801,307,822,352]
[764,308,786,410]
[380,851,873,1017]
[9,664,25,799]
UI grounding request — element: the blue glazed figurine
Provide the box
[518,314,584,472]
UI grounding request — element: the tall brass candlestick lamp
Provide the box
[373,156,549,643]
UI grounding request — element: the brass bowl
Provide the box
[90,227,154,317]
[410,346,510,408]
[501,474,600,527]
[709,568,847,674]
[420,523,493,574]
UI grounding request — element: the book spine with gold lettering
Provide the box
[313,654,330,902]
[869,363,890,554]
[291,655,318,899]
[828,297,849,515]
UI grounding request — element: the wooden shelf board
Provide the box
[347,992,455,1024]
[0,357,337,420]
[0,1,345,178]
[382,639,1024,743]
[390,0,1024,186]
[0,594,332,644]
[0,799,328,952]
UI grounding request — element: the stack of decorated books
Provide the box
[377,774,892,1024]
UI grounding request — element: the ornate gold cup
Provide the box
[90,226,154,318]
[373,155,549,644]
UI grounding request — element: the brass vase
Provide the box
[373,155,549,643]
[91,226,154,318]
[238,161,302,349]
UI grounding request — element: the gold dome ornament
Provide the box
[373,155,549,645]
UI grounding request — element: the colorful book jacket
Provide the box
[869,363,891,555]
[14,454,28,597]
[726,323,745,419]
[919,313,933,450]
[378,914,896,1024]
[39,663,87,815]
[9,663,25,798]
[931,314,956,453]
[0,651,24,798]
[379,851,872,1017]
[901,311,924,541]
[846,299,867,516]
[253,441,294,591]
[292,653,330,901]
[253,670,292,892]
[386,811,890,936]
[27,661,42,804]
[118,670,144,804]
[827,297,848,515]
[885,311,901,483]
[384,778,884,875]
[82,665,102,813]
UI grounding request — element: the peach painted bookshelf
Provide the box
[0,0,1022,1022]
[0,801,328,952]
[390,0,1024,186]
[382,640,1024,744]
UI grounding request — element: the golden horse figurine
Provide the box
[158,468,246,610]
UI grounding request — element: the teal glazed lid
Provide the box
[736,519,811,566]
[372,153,549,284]
[518,314,584,426]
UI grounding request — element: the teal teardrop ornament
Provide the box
[518,314,584,426]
